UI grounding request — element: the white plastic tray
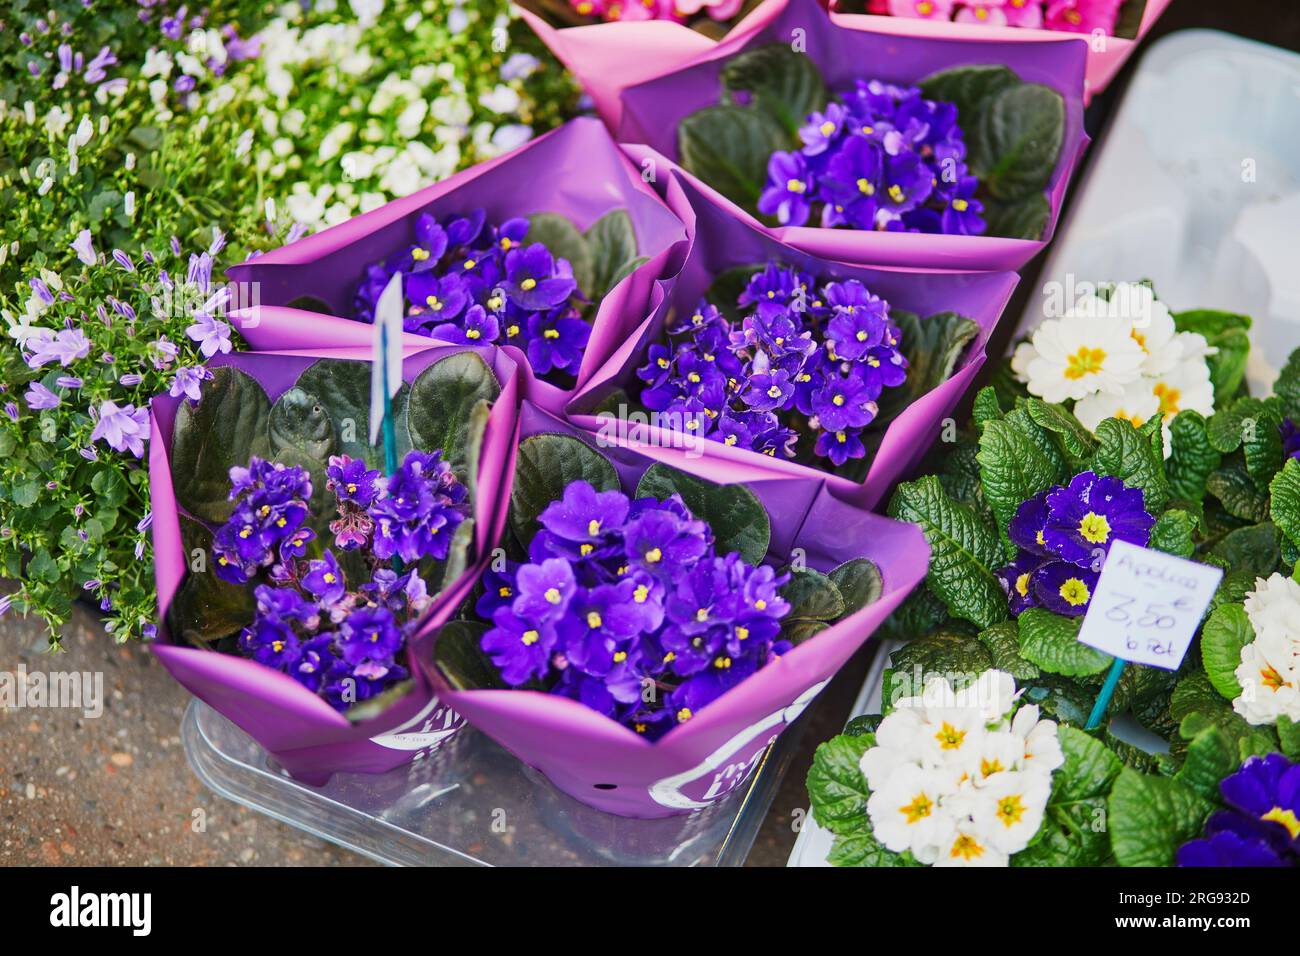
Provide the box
[1014,29,1300,393]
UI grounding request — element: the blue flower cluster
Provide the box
[354,208,591,376]
[637,263,909,467]
[758,80,985,236]
[210,451,468,711]
[995,470,1154,619]
[1178,753,1300,867]
[477,480,792,738]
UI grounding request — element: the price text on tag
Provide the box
[1075,540,1223,671]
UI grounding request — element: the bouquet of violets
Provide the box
[224,118,687,408]
[424,402,929,817]
[151,345,520,780]
[570,171,1016,506]
[615,0,1087,270]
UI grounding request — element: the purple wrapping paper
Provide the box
[568,169,1018,509]
[224,117,688,414]
[148,344,523,785]
[424,402,929,818]
[614,0,1089,272]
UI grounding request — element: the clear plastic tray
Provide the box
[182,699,800,866]
[1016,29,1300,393]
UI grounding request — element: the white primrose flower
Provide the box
[1011,309,1145,404]
[859,669,1061,867]
[142,48,173,79]
[1234,574,1300,726]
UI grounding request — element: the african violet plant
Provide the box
[351,207,647,384]
[163,353,501,718]
[632,261,978,479]
[432,431,883,737]
[677,47,1065,239]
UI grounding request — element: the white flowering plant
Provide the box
[873,287,1300,784]
[0,0,574,646]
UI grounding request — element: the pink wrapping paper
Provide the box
[224,117,689,414]
[148,344,523,784]
[567,169,1018,509]
[614,0,1090,272]
[424,402,930,817]
[829,0,1173,99]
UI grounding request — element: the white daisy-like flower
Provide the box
[1011,704,1065,776]
[866,764,958,860]
[932,824,1009,867]
[1233,573,1300,726]
[1073,353,1214,457]
[970,771,1051,854]
[1013,310,1145,403]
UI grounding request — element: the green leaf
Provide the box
[1242,404,1284,491]
[888,476,1007,629]
[981,192,1052,241]
[1175,723,1239,802]
[720,44,827,136]
[1200,603,1252,701]
[1272,347,1300,422]
[1091,415,1170,515]
[977,416,1063,559]
[828,558,883,616]
[806,733,874,836]
[970,83,1065,202]
[785,619,829,646]
[977,620,1041,683]
[1207,460,1270,523]
[1017,608,1111,677]
[887,627,993,694]
[171,366,272,523]
[972,386,1003,430]
[1014,726,1121,868]
[1207,328,1252,406]
[1172,308,1252,338]
[1277,715,1300,761]
[919,65,1019,127]
[28,548,59,585]
[406,351,500,478]
[1148,509,1196,558]
[1210,522,1280,577]
[1108,768,1215,867]
[510,433,619,544]
[780,568,845,622]
[269,387,337,462]
[294,359,409,467]
[90,470,129,510]
[1170,672,1279,760]
[677,104,789,208]
[165,516,256,647]
[1270,458,1300,549]
[827,828,920,868]
[584,209,640,299]
[526,213,594,299]
[1207,397,1270,454]
[1026,398,1097,465]
[634,462,770,565]
[704,265,762,322]
[431,620,504,690]
[891,311,980,407]
[1166,410,1221,504]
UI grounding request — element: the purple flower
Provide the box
[483,607,559,685]
[758,151,814,226]
[168,365,211,402]
[1179,754,1300,867]
[337,605,403,667]
[89,401,149,457]
[302,551,347,607]
[995,550,1046,616]
[537,480,630,552]
[70,229,97,266]
[1281,419,1300,462]
[24,382,61,410]
[502,244,577,311]
[1032,560,1099,617]
[1041,471,1154,569]
[26,328,91,368]
[185,314,233,357]
[369,449,468,563]
[327,455,382,506]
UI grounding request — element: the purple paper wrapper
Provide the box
[148,344,523,785]
[224,117,688,414]
[615,0,1089,272]
[424,402,929,817]
[568,168,1018,508]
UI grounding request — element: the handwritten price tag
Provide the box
[1076,540,1223,671]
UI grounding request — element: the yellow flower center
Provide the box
[580,543,594,556]
[506,324,519,337]
[1059,577,1091,606]
[464,259,476,270]
[1260,663,1288,691]
[856,178,875,196]
[767,385,782,398]
[521,629,539,646]
[935,721,966,750]
[786,178,806,194]
[544,328,560,339]
[949,833,984,860]
[755,599,767,611]
[499,237,514,251]
[544,587,562,604]
[1064,345,1107,380]
[980,757,1005,777]
[633,585,649,603]
[952,198,969,212]
[644,547,662,564]
[466,328,481,339]
[411,247,429,261]
[900,792,933,824]
[587,611,603,629]
[520,277,537,291]
[1078,511,1111,544]
[323,572,336,584]
[832,394,845,406]
[713,656,731,669]
[271,640,284,653]
[676,707,693,723]
[488,295,504,311]
[587,519,601,535]
[426,295,442,310]
[613,651,628,663]
[819,121,835,136]
[997,794,1027,828]
[736,626,749,641]
[888,184,905,204]
[917,0,934,14]
[1015,572,1031,598]
[1262,806,1300,839]
[498,586,511,598]
[1153,381,1181,417]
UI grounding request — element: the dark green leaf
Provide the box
[828,558,883,616]
[1207,460,1270,523]
[431,620,504,690]
[1272,347,1300,422]
[678,104,789,209]
[807,733,874,835]
[1148,509,1196,558]
[1017,608,1111,677]
[406,351,500,477]
[1091,415,1170,515]
[1210,522,1280,577]
[510,433,619,543]
[976,620,1041,683]
[780,567,845,622]
[981,192,1052,241]
[1270,458,1300,548]
[584,209,640,299]
[1014,726,1120,867]
[1175,723,1239,802]
[1200,603,1251,701]
[970,83,1065,201]
[887,311,979,410]
[720,44,827,136]
[977,416,1063,559]
[1166,410,1220,504]
[165,516,256,648]
[526,212,594,299]
[919,65,1018,125]
[1026,398,1097,465]
[1108,768,1215,867]
[294,359,410,467]
[171,366,272,523]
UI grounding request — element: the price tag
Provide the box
[1076,540,1223,671]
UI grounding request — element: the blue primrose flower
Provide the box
[1179,754,1300,867]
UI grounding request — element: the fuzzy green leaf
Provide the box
[635,461,770,566]
[1200,603,1252,701]
[1017,608,1111,677]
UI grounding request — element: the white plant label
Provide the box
[1076,540,1223,671]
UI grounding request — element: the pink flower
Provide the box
[1044,0,1121,34]
[1002,0,1045,27]
[889,0,956,17]
[676,0,746,19]
[955,0,1008,25]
